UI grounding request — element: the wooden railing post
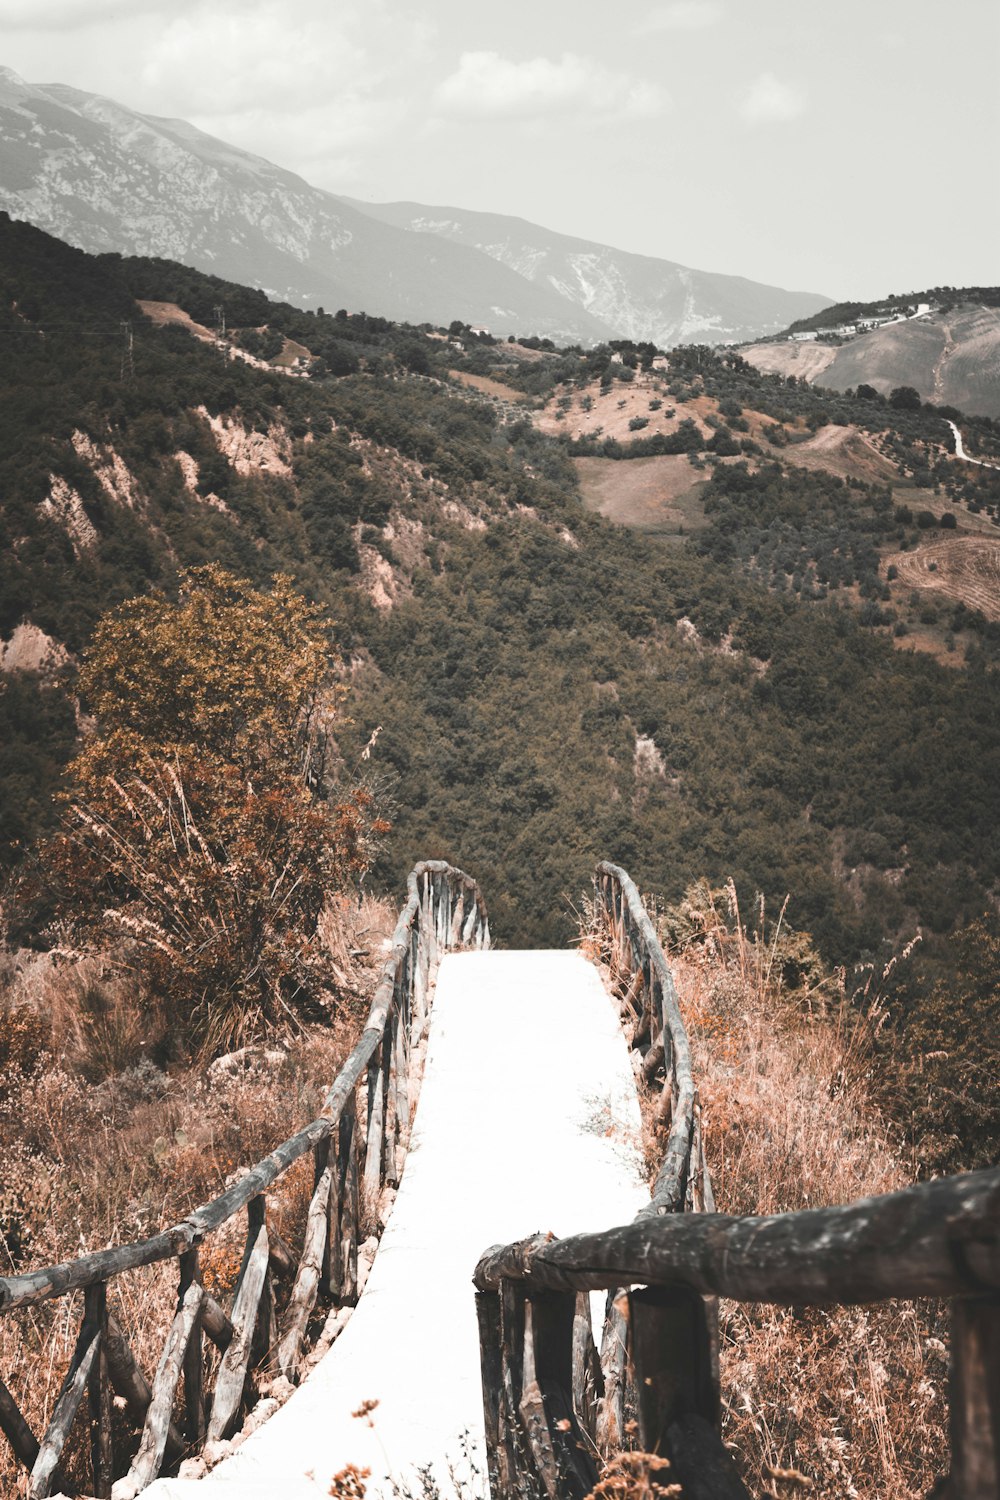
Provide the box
[86,1281,113,1498]
[629,1285,719,1447]
[948,1296,1000,1499]
[205,1197,269,1446]
[571,1292,603,1443]
[522,1290,598,1500]
[31,1285,104,1497]
[339,1102,360,1304]
[476,1290,513,1500]
[178,1249,205,1447]
[0,1377,39,1477]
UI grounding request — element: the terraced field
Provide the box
[887,535,1000,619]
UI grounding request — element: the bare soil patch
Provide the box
[741,340,840,384]
[574,454,709,533]
[781,423,900,485]
[137,299,215,342]
[273,336,312,367]
[449,370,530,402]
[886,535,1000,620]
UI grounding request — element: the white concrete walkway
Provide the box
[147,950,648,1500]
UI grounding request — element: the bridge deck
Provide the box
[147,949,648,1499]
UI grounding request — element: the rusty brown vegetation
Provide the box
[659,882,948,1500]
[0,893,394,1496]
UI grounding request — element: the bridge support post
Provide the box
[629,1286,749,1499]
[947,1295,1000,1499]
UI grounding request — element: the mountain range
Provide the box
[0,66,831,348]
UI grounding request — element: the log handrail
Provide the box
[473,864,1000,1500]
[593,861,698,1214]
[0,860,488,1498]
[473,1167,1000,1302]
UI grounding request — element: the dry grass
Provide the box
[659,882,948,1499]
[0,891,396,1495]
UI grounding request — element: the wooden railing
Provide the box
[473,863,1000,1500]
[0,861,488,1499]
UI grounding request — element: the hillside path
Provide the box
[946,419,1000,471]
[146,949,648,1500]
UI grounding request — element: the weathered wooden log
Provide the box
[629,1285,718,1452]
[948,1295,1000,1500]
[200,1293,234,1352]
[104,1311,185,1456]
[384,1021,400,1191]
[86,1283,113,1498]
[0,1226,194,1311]
[475,1167,1000,1304]
[449,889,466,946]
[185,1116,336,1241]
[642,1039,665,1084]
[251,1264,276,1378]
[666,1413,752,1500]
[321,1133,342,1302]
[30,1289,103,1498]
[206,1211,270,1444]
[476,1291,511,1500]
[523,1290,598,1500]
[571,1292,603,1441]
[277,1161,333,1379]
[393,1001,410,1168]
[339,1105,360,1304]
[111,1280,203,1500]
[179,1251,206,1446]
[0,1376,39,1474]
[364,1043,387,1205]
[595,1292,628,1453]
[267,1227,297,1282]
[492,1279,532,1495]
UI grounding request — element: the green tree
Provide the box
[46,567,387,1054]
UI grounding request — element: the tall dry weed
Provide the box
[659,881,948,1499]
[0,890,396,1495]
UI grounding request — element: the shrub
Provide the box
[35,567,388,1055]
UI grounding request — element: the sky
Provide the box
[2,0,997,301]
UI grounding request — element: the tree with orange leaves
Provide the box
[47,565,388,1055]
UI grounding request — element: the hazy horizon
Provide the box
[1,0,997,304]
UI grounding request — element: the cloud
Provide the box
[0,0,171,28]
[634,2,724,33]
[433,51,668,122]
[739,72,804,123]
[141,8,368,116]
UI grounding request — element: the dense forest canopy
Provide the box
[1,210,999,1166]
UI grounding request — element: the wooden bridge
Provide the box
[0,863,997,1499]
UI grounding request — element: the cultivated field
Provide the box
[449,370,530,401]
[886,534,1000,620]
[574,454,710,532]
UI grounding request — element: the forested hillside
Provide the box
[2,213,999,1162]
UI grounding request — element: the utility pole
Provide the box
[214,304,227,359]
[120,321,134,382]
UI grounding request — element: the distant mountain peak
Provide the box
[0,73,831,345]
